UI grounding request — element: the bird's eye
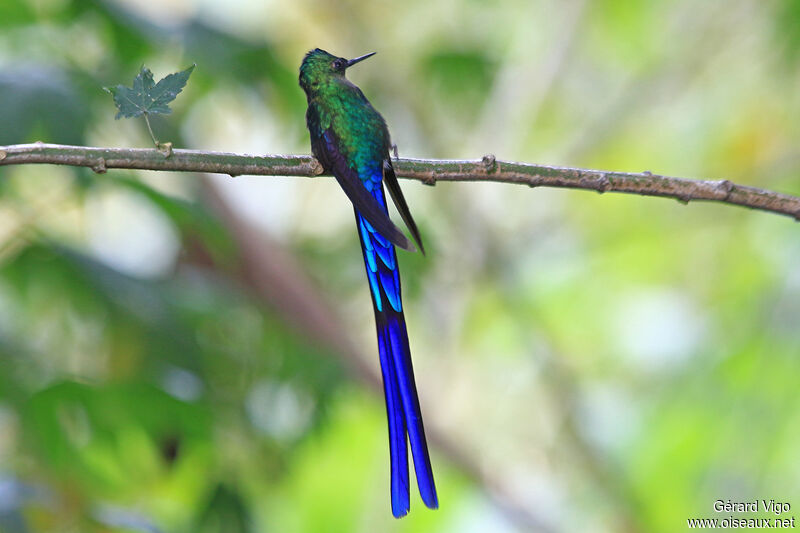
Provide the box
[332,59,346,70]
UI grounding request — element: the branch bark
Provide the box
[2,142,799,221]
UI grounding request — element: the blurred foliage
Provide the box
[776,0,800,61]
[1,0,800,532]
[0,66,87,145]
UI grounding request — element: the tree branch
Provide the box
[2,142,799,221]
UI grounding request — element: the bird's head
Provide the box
[299,48,376,94]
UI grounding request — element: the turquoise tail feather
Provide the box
[354,186,438,516]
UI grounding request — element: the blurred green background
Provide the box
[1,0,800,531]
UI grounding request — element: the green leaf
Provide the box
[105,64,195,119]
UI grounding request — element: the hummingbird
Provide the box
[299,48,437,517]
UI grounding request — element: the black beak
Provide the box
[346,52,376,68]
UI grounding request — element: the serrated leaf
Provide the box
[105,64,195,119]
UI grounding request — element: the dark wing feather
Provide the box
[311,130,415,252]
[383,159,425,255]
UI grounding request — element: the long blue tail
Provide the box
[354,186,437,518]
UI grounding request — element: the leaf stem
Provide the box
[143,113,158,146]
